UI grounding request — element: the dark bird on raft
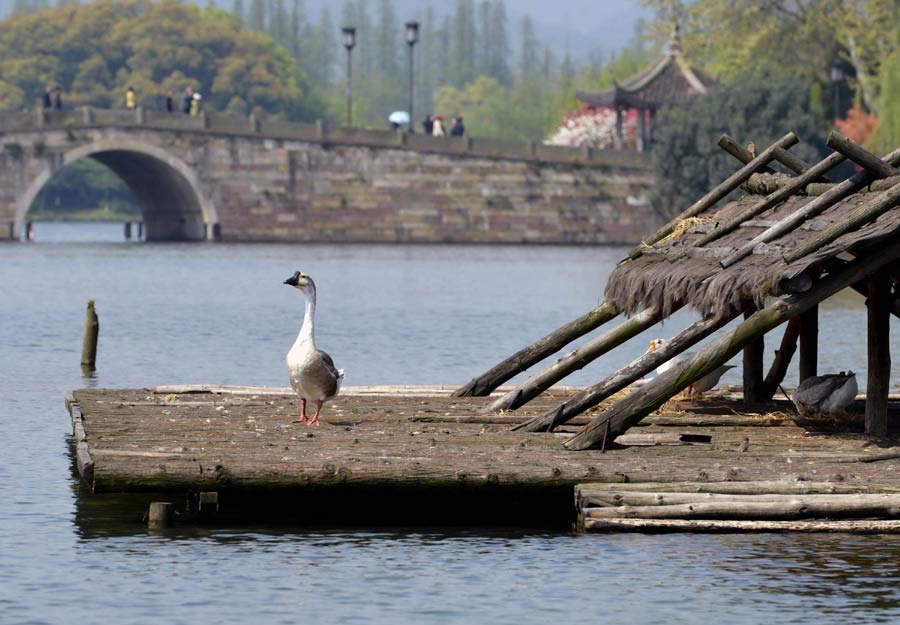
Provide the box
[284,271,345,426]
[791,371,858,416]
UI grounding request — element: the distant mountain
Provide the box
[0,0,651,65]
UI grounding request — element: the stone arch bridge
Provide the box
[0,108,655,242]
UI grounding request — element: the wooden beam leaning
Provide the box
[762,317,800,399]
[452,301,619,397]
[513,311,735,432]
[693,151,846,249]
[487,306,666,412]
[827,130,900,178]
[782,177,900,264]
[718,134,833,181]
[722,146,900,268]
[625,132,799,261]
[564,236,900,450]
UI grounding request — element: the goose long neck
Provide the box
[298,290,317,343]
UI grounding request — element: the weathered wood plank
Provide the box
[583,497,900,520]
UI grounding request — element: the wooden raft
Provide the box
[67,385,900,529]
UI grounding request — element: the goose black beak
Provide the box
[284,275,299,286]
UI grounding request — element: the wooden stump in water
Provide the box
[81,300,99,369]
[147,502,175,528]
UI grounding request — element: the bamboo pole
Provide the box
[81,300,99,368]
[625,132,799,260]
[564,236,900,450]
[513,311,735,432]
[694,151,845,249]
[575,481,900,498]
[582,518,900,534]
[827,130,900,178]
[866,271,891,437]
[487,306,665,412]
[781,178,900,264]
[721,146,900,268]
[452,301,619,397]
[762,317,799,399]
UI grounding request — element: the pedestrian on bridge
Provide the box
[125,86,136,110]
[165,91,174,113]
[53,86,62,110]
[42,86,52,109]
[182,86,193,114]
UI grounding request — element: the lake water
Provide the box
[5,221,900,625]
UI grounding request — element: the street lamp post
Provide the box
[830,61,844,122]
[342,26,356,127]
[405,21,419,131]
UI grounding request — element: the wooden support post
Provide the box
[637,108,646,152]
[866,272,891,437]
[565,237,900,450]
[742,309,765,403]
[798,305,818,383]
[513,311,735,432]
[614,107,623,150]
[124,222,132,240]
[488,305,667,412]
[81,300,99,369]
[762,318,800,399]
[147,502,174,528]
[452,301,619,397]
[627,132,799,260]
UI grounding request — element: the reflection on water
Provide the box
[5,222,900,624]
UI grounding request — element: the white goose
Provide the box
[648,338,735,396]
[284,271,344,425]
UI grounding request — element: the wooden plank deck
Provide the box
[66,385,900,527]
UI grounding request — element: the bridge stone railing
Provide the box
[0,107,650,171]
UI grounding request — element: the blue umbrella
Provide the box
[388,111,411,125]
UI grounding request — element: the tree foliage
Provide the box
[0,0,323,120]
[652,66,828,214]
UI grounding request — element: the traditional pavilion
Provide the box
[576,26,716,151]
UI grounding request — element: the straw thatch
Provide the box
[605,188,895,318]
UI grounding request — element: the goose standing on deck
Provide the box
[284,271,344,425]
[647,338,735,396]
[791,371,857,416]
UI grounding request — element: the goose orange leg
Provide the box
[307,400,324,426]
[292,398,308,424]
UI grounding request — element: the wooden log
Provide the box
[798,305,818,382]
[81,299,99,368]
[866,271,891,437]
[512,311,735,432]
[452,301,619,397]
[564,237,900,450]
[762,317,800,399]
[583,497,900,520]
[147,502,175,528]
[582,518,900,534]
[694,151,845,249]
[583,492,900,508]
[724,146,900,268]
[742,309,765,403]
[717,134,832,181]
[487,306,665,412]
[626,132,799,260]
[575,481,900,498]
[781,177,900,264]
[827,130,900,178]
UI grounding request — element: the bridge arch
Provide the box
[15,139,218,241]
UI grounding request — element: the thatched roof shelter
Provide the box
[454,128,900,449]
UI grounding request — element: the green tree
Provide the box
[651,65,827,214]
